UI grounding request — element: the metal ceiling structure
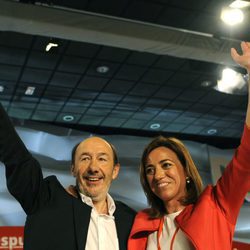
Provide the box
[0,0,249,146]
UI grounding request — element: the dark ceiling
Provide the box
[1,0,250,148]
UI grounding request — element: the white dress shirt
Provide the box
[79,193,119,250]
[146,210,194,250]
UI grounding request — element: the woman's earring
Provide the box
[186,177,191,184]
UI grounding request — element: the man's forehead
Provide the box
[77,137,112,152]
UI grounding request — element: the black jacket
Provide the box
[0,103,135,250]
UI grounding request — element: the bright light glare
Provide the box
[45,42,58,52]
[230,0,250,9]
[222,68,237,85]
[220,8,244,25]
[25,86,36,95]
[217,68,242,92]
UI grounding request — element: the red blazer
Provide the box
[128,125,250,250]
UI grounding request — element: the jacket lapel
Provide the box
[114,202,136,250]
[114,205,126,250]
[72,197,92,250]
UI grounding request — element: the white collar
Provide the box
[79,192,116,216]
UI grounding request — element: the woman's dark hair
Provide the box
[140,136,203,218]
[71,140,119,166]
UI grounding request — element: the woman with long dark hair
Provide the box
[128,42,250,250]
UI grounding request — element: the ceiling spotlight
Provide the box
[230,0,250,8]
[0,86,4,92]
[25,86,35,95]
[45,41,59,52]
[63,115,74,122]
[220,7,244,25]
[96,65,109,74]
[207,129,217,135]
[150,123,161,129]
[214,68,248,95]
[201,81,213,87]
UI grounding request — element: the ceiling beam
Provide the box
[0,0,240,66]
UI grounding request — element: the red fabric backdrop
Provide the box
[0,227,24,250]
